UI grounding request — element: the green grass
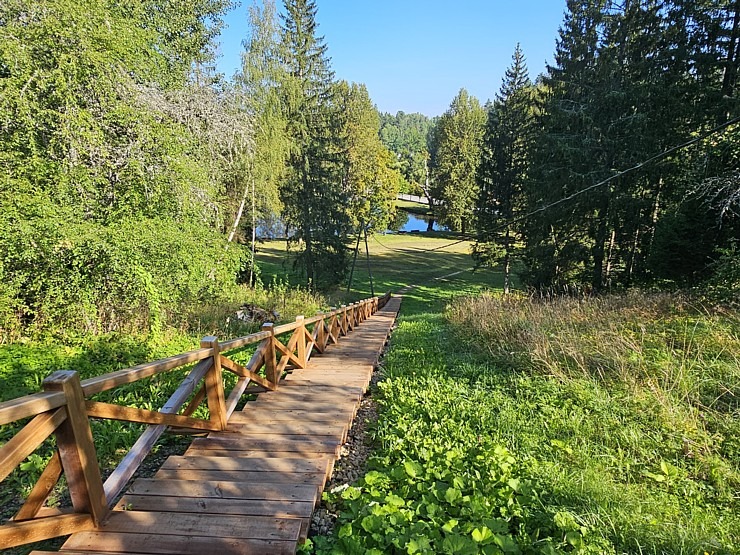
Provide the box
[395,199,433,216]
[310,286,740,554]
[255,230,495,304]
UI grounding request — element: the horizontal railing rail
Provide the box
[0,293,391,549]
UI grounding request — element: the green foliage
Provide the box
[521,0,740,291]
[705,240,740,305]
[475,45,536,293]
[279,0,353,290]
[446,291,740,552]
[379,111,435,197]
[430,88,486,233]
[0,195,247,337]
[316,310,615,554]
[334,81,402,233]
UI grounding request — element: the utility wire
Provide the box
[387,114,740,255]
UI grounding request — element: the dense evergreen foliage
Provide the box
[415,0,740,295]
[519,0,739,292]
[474,45,536,293]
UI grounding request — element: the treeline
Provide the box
[383,1,740,297]
[0,0,401,339]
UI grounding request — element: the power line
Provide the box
[388,114,740,255]
[488,114,740,235]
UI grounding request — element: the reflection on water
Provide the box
[388,210,447,233]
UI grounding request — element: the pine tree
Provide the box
[279,0,349,288]
[474,45,535,294]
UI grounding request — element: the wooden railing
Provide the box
[0,293,392,549]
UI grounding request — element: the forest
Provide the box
[2,0,739,342]
[384,1,740,301]
[1,0,739,554]
[0,0,402,342]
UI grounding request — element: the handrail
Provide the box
[0,292,391,550]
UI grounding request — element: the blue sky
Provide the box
[215,1,567,117]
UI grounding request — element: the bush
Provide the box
[0,196,248,337]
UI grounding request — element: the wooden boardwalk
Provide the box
[31,296,401,555]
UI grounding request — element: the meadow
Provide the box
[2,225,738,555]
[298,234,740,554]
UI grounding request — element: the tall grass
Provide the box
[445,290,740,552]
[448,291,739,407]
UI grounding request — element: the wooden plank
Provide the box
[274,334,302,373]
[212,430,344,444]
[155,469,326,485]
[0,513,94,550]
[62,532,295,555]
[296,316,307,369]
[224,420,348,437]
[245,400,359,413]
[161,455,330,474]
[126,479,319,503]
[262,323,279,386]
[0,408,66,483]
[115,494,314,520]
[184,448,333,460]
[190,436,339,455]
[103,359,211,505]
[220,355,274,391]
[102,510,301,541]
[43,372,108,526]
[247,390,365,403]
[0,391,66,427]
[201,336,228,431]
[14,450,63,521]
[181,383,206,417]
[219,329,271,352]
[224,376,250,419]
[80,348,213,398]
[85,401,218,431]
[231,409,354,423]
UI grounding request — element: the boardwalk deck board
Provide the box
[53,296,400,555]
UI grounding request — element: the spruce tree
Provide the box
[279,0,349,288]
[474,44,535,294]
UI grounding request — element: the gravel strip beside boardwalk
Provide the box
[33,296,400,555]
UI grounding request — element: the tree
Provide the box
[0,0,248,336]
[334,82,401,233]
[430,89,486,233]
[279,0,350,289]
[235,0,291,278]
[474,45,536,294]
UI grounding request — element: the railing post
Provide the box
[296,316,306,368]
[262,323,279,386]
[43,371,108,527]
[200,336,227,431]
[340,305,348,336]
[315,313,325,353]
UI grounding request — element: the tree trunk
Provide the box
[503,226,511,294]
[591,195,611,292]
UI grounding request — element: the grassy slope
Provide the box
[255,231,481,302]
[304,236,739,554]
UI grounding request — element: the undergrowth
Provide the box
[0,280,325,535]
[315,290,739,554]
